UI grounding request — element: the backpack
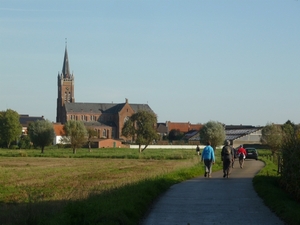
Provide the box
[239,153,244,159]
[224,146,231,155]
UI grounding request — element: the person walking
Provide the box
[232,147,237,168]
[221,140,234,178]
[237,145,247,168]
[201,141,215,178]
[196,145,200,156]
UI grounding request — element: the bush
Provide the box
[280,135,300,202]
[18,135,31,149]
[18,151,28,157]
[9,145,19,149]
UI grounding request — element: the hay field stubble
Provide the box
[0,157,197,203]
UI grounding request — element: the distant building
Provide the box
[156,121,202,143]
[225,125,263,148]
[166,121,202,133]
[19,114,44,135]
[188,124,263,147]
[53,123,65,145]
[55,46,155,141]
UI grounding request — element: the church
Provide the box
[56,46,155,141]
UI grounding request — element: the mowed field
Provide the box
[0,156,198,203]
[0,148,207,224]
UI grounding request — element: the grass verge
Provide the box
[253,157,300,225]
[0,155,222,225]
[52,163,222,225]
[53,165,203,225]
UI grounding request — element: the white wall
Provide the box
[130,145,207,149]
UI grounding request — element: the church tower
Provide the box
[56,45,75,123]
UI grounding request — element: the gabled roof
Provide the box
[167,122,190,133]
[157,123,167,133]
[130,103,154,113]
[184,125,263,142]
[19,114,44,127]
[190,124,202,131]
[166,122,200,133]
[53,123,65,136]
[225,125,263,141]
[182,130,199,140]
[65,102,154,114]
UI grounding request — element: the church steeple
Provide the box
[62,43,71,78]
[56,41,75,123]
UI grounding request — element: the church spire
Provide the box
[62,40,71,79]
[57,40,75,123]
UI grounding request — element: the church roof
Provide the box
[65,102,154,114]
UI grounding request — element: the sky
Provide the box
[1,0,300,126]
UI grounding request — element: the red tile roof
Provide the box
[53,124,66,136]
[167,122,202,133]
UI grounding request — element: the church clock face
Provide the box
[66,87,69,91]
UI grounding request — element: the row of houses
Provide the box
[20,114,263,148]
[156,122,263,148]
[20,115,124,148]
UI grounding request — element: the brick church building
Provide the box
[56,46,155,141]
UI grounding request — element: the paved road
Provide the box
[141,160,286,225]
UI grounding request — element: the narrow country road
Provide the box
[141,160,286,225]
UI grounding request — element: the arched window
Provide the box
[67,92,71,102]
[112,129,115,138]
[103,129,106,138]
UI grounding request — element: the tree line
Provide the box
[261,121,300,202]
[0,109,228,153]
[0,109,160,154]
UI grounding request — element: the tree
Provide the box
[18,135,31,149]
[87,128,97,152]
[62,120,87,154]
[0,109,22,148]
[282,120,295,138]
[261,123,283,156]
[122,110,159,153]
[280,123,300,202]
[28,120,55,153]
[199,121,225,150]
[168,129,184,141]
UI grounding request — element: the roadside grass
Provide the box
[0,147,199,160]
[0,148,222,225]
[4,147,299,224]
[54,165,208,225]
[253,156,300,225]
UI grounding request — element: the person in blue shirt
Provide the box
[201,141,215,178]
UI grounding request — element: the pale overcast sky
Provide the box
[1,0,300,126]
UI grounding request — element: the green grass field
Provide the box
[0,147,200,160]
[0,148,298,225]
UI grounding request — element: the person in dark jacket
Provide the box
[196,145,200,155]
[221,140,235,178]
